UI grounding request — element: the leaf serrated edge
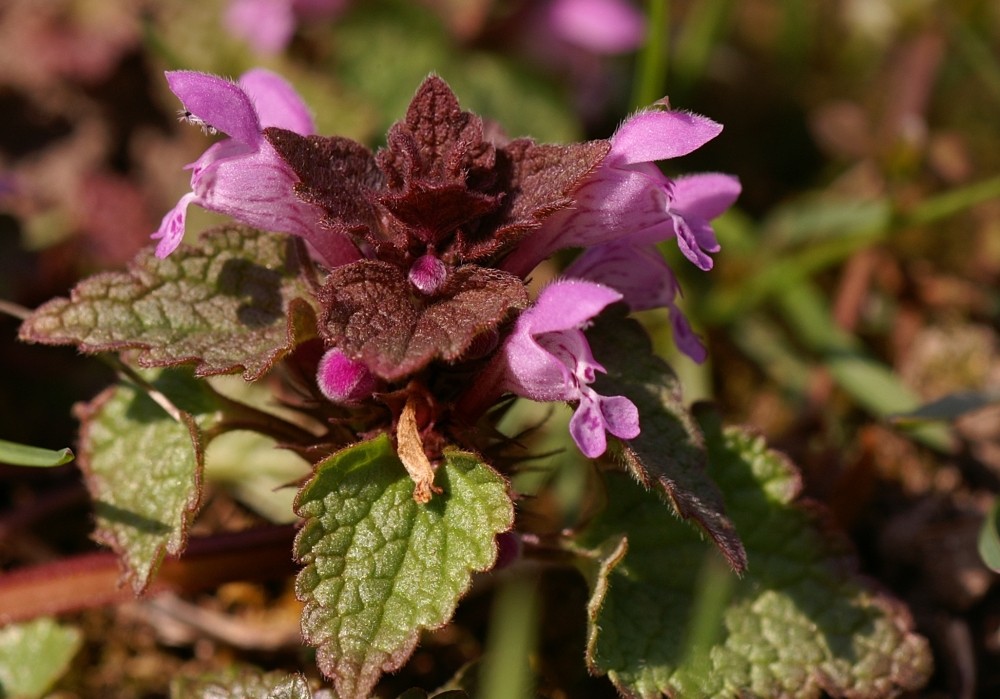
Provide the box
[293,437,514,697]
[578,535,629,679]
[18,229,318,381]
[73,385,207,594]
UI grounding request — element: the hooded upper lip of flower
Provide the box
[152,68,360,266]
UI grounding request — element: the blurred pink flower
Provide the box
[543,0,646,54]
[224,0,350,54]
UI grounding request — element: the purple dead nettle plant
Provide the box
[159,67,738,463]
[15,67,738,695]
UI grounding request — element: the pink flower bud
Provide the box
[408,254,448,296]
[317,348,376,404]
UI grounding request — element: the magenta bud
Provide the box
[317,348,376,404]
[408,254,448,296]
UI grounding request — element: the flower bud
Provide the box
[408,254,448,296]
[317,348,376,404]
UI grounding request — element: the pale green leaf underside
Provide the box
[0,618,82,698]
[294,435,513,699]
[76,370,221,593]
[19,226,315,381]
[579,411,932,698]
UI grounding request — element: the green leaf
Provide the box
[776,281,953,450]
[577,407,932,698]
[0,618,82,698]
[978,498,1000,573]
[294,434,513,699]
[588,308,747,572]
[0,439,73,467]
[891,389,1000,423]
[170,667,317,699]
[75,369,223,593]
[19,226,316,381]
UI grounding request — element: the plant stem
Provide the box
[631,0,670,109]
[0,526,297,624]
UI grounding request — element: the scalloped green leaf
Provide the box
[577,407,933,698]
[588,308,746,572]
[170,667,319,699]
[294,434,513,699]
[75,369,223,593]
[19,226,316,381]
[0,618,82,698]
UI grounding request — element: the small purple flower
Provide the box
[500,279,639,458]
[504,108,739,276]
[502,106,739,362]
[153,68,360,266]
[224,0,349,55]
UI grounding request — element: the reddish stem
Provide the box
[0,525,297,624]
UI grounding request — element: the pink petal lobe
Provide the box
[600,395,640,439]
[673,172,742,221]
[569,395,609,458]
[611,110,723,164]
[565,242,679,311]
[238,68,315,134]
[152,192,196,258]
[527,279,623,335]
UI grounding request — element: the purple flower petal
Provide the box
[565,240,678,311]
[152,192,196,258]
[521,279,623,335]
[563,241,709,362]
[569,393,609,458]
[166,71,261,146]
[611,110,723,165]
[673,172,742,221]
[239,68,315,134]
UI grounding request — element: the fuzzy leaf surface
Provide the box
[320,261,527,381]
[170,668,320,699]
[0,618,82,698]
[577,408,933,698]
[588,309,746,572]
[19,226,315,381]
[75,369,222,593]
[294,434,513,699]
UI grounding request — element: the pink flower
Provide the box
[543,0,646,55]
[224,0,349,55]
[503,107,740,361]
[500,279,639,457]
[153,68,360,266]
